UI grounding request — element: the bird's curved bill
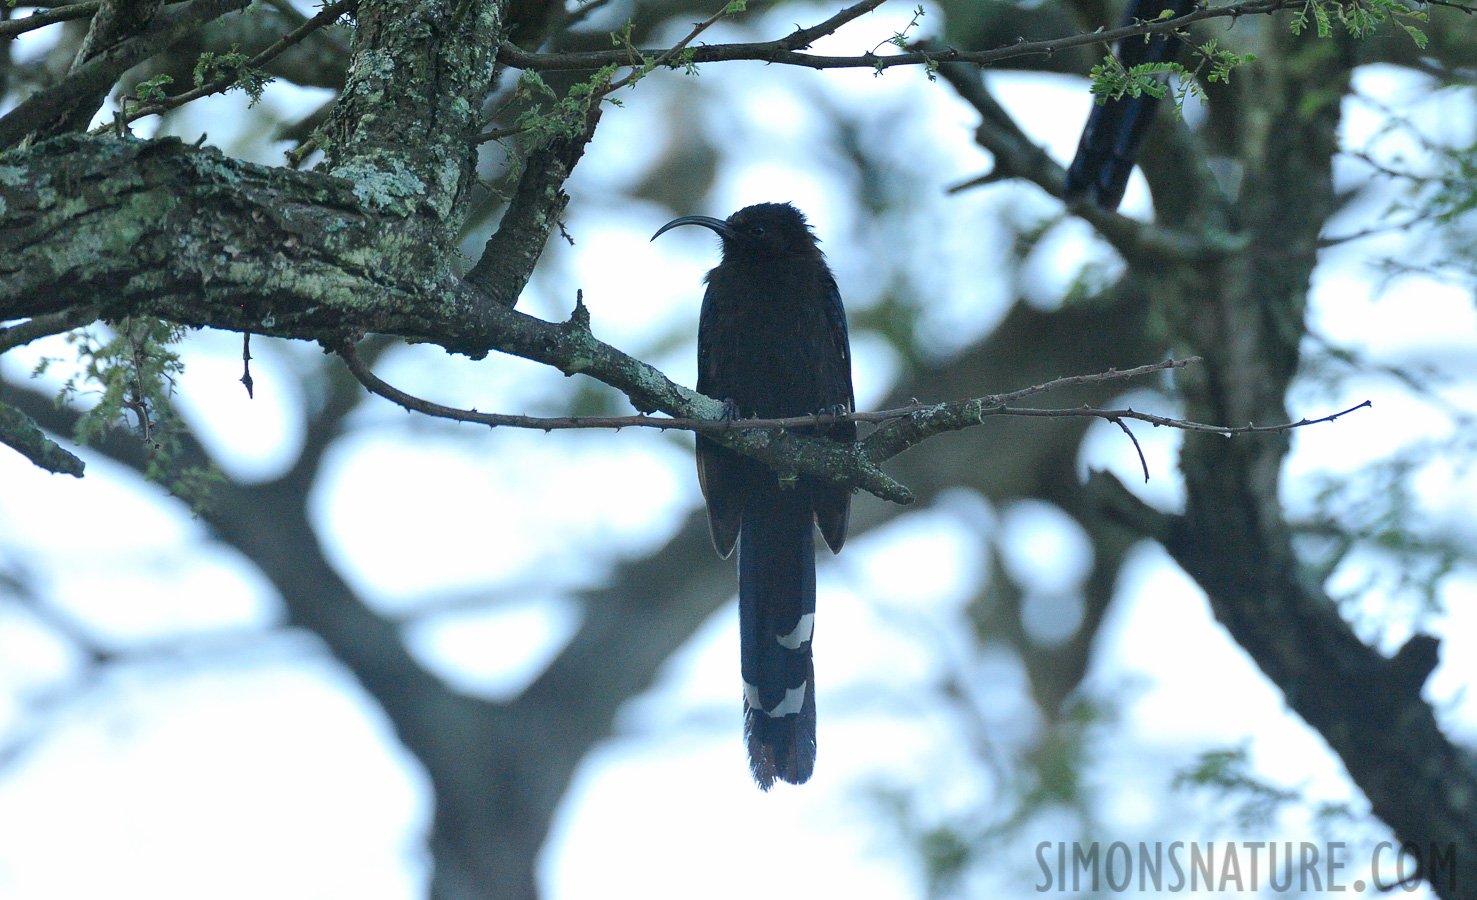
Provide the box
[651,215,735,241]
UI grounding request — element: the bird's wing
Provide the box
[813,272,855,554]
[697,437,742,558]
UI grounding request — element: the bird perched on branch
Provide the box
[1065,0,1194,210]
[652,202,855,789]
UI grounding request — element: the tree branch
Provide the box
[0,401,85,476]
[497,0,1294,73]
[335,334,914,503]
[603,0,754,92]
[0,1,101,39]
[465,101,604,305]
[0,306,101,353]
[0,0,251,149]
[338,341,1370,501]
[342,344,1195,424]
[935,58,1250,265]
[103,0,357,128]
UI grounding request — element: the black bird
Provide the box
[1064,0,1194,210]
[652,202,855,789]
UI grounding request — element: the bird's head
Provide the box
[651,202,819,261]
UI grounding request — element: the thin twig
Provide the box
[1317,220,1426,248]
[125,320,154,445]
[604,0,742,93]
[100,0,356,128]
[986,358,1197,405]
[0,0,252,150]
[335,344,1368,498]
[967,398,1374,436]
[478,0,868,143]
[337,348,1363,438]
[338,348,1195,431]
[1113,418,1150,482]
[497,0,1293,74]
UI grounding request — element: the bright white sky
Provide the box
[2,3,1476,898]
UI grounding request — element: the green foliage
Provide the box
[1088,54,1171,104]
[607,20,661,82]
[122,74,175,118]
[884,4,928,51]
[871,695,1107,898]
[1295,431,1473,626]
[1087,41,1254,116]
[1191,39,1256,87]
[1429,141,1477,225]
[1173,748,1369,843]
[194,46,274,106]
[608,22,657,83]
[1090,0,1427,115]
[132,74,174,104]
[34,319,221,512]
[871,5,933,79]
[1290,0,1427,46]
[511,65,617,148]
[497,65,616,189]
[1172,746,1300,830]
[609,20,639,55]
[50,318,186,448]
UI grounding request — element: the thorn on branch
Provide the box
[946,170,1003,193]
[241,332,255,399]
[567,289,592,332]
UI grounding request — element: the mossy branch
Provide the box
[0,401,85,476]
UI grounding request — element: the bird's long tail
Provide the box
[1064,0,1193,211]
[738,487,817,789]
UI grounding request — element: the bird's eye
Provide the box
[751,225,766,235]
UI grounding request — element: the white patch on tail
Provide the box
[775,613,815,650]
[743,681,808,718]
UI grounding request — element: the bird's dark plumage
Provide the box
[1064,0,1194,210]
[652,202,854,789]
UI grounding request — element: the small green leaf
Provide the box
[133,74,174,103]
[194,46,273,105]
